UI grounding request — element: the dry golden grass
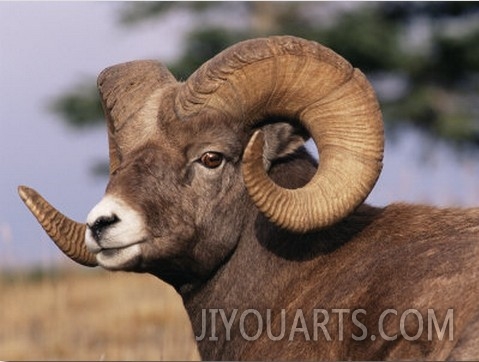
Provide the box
[0,266,200,361]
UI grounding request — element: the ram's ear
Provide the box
[260,122,310,163]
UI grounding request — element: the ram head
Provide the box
[18,36,384,283]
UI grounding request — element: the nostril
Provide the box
[88,214,120,242]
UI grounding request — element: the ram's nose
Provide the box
[85,195,125,250]
[88,214,120,242]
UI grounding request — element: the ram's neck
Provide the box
[180,200,381,360]
[179,213,294,359]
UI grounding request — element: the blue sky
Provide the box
[1,2,478,269]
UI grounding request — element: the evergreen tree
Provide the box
[52,2,479,151]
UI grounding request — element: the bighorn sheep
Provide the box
[18,36,479,360]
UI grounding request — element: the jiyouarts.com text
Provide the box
[195,308,454,342]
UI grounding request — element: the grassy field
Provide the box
[0,266,200,361]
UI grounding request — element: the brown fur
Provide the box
[183,153,479,360]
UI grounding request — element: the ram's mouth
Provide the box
[86,238,144,252]
[95,239,146,257]
[93,241,145,270]
[99,247,124,258]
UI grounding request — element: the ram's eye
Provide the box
[199,152,224,169]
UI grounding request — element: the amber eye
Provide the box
[199,152,224,169]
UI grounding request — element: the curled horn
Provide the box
[97,60,177,174]
[176,36,384,232]
[18,61,176,265]
[18,186,97,267]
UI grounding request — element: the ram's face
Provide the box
[85,116,249,283]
